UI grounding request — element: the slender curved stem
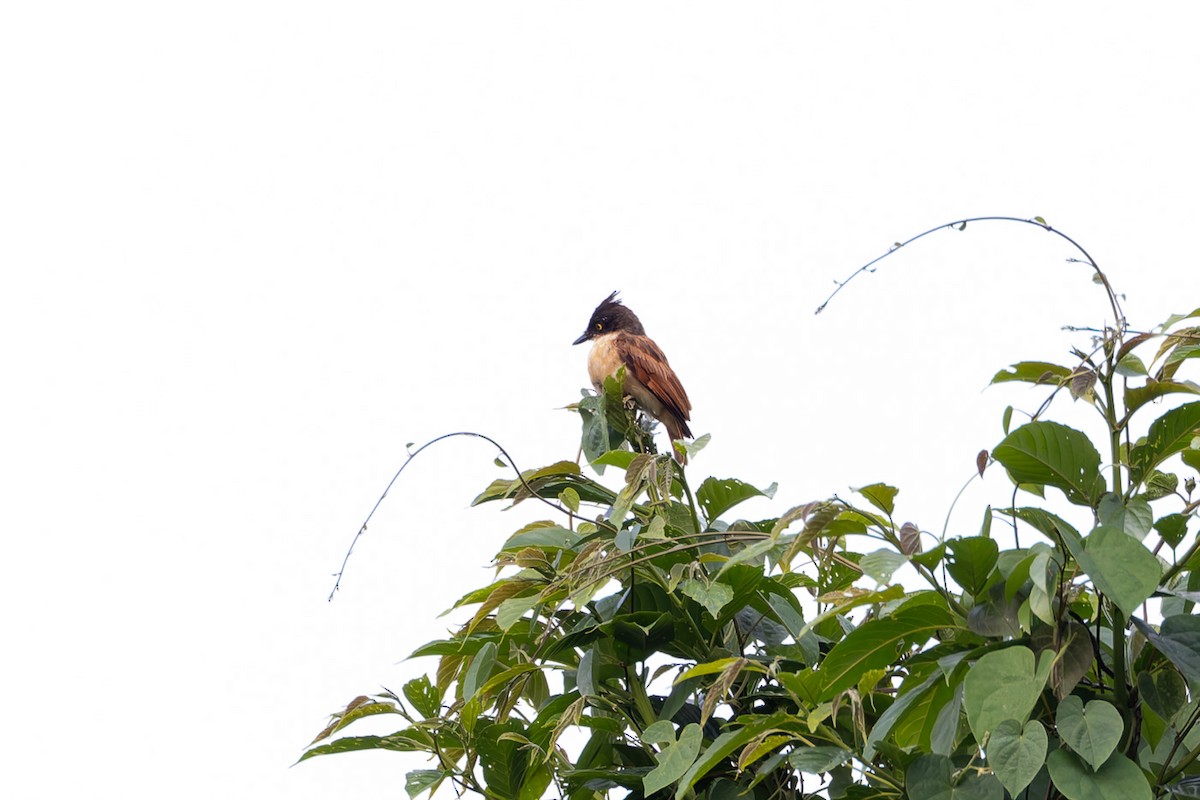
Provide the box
[815,216,1126,333]
[329,431,569,600]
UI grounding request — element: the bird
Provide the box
[573,292,693,463]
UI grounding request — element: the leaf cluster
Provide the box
[305,296,1200,799]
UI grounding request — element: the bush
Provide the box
[304,221,1200,800]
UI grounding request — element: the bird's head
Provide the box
[573,291,646,344]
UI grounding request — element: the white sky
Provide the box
[3,3,1198,798]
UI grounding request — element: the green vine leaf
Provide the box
[1079,525,1162,618]
[988,719,1047,796]
[1055,696,1123,770]
[1045,750,1152,800]
[906,753,1004,800]
[963,646,1052,740]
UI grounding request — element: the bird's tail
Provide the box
[664,415,692,465]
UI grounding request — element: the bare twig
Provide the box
[329,432,569,600]
[815,216,1126,334]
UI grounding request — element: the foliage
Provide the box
[304,230,1200,800]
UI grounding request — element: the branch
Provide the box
[815,216,1126,334]
[328,431,569,601]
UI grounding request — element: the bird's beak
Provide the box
[572,332,589,345]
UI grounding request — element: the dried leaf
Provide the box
[1069,369,1098,401]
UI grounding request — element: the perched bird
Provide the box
[573,292,693,463]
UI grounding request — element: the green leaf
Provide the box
[403,676,441,719]
[1132,614,1200,686]
[1137,667,1189,722]
[1055,696,1123,770]
[855,482,899,515]
[677,657,756,684]
[1003,507,1083,553]
[298,732,425,762]
[993,421,1104,506]
[559,486,580,513]
[1045,750,1152,800]
[1116,353,1149,377]
[518,766,553,800]
[1131,402,1200,479]
[863,670,940,760]
[1033,620,1094,699]
[614,523,639,552]
[696,477,775,523]
[905,753,1004,800]
[1141,469,1179,500]
[930,682,964,755]
[991,361,1072,386]
[987,719,1047,797]
[1161,307,1200,330]
[1125,379,1200,417]
[1167,343,1200,366]
[680,579,735,618]
[819,604,956,700]
[577,391,625,470]
[963,646,1051,739]
[475,720,529,798]
[673,713,791,800]
[1080,525,1162,618]
[788,746,852,774]
[308,698,406,746]
[1097,494,1153,540]
[496,594,540,631]
[405,770,445,799]
[860,548,908,583]
[591,450,638,470]
[945,537,999,596]
[463,641,496,701]
[642,720,677,745]
[967,584,1021,639]
[911,542,947,570]
[500,526,580,552]
[716,539,775,577]
[764,584,806,639]
[793,584,906,642]
[644,723,703,796]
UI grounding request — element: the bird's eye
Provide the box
[595,322,603,331]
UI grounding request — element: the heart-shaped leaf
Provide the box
[964,646,1051,740]
[1046,750,1151,800]
[906,753,1004,800]
[1080,525,1162,618]
[1055,696,1123,769]
[988,719,1048,796]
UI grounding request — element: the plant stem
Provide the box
[675,461,703,534]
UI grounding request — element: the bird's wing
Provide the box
[614,332,692,424]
